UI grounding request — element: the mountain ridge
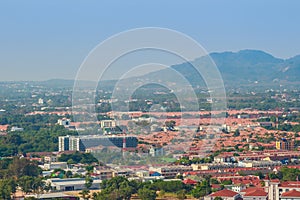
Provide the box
[169,49,300,87]
[21,49,300,89]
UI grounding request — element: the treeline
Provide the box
[257,115,300,132]
[269,167,300,181]
[0,114,72,125]
[0,125,77,156]
[0,157,47,200]
[93,175,218,200]
[96,95,300,113]
[93,176,194,200]
[58,152,98,164]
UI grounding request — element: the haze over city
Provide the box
[1,0,300,81]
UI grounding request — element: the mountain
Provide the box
[32,79,116,90]
[27,50,300,90]
[283,55,300,81]
[137,49,300,88]
[206,50,285,84]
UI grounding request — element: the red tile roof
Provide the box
[183,179,198,185]
[241,187,264,193]
[270,179,280,183]
[209,189,239,197]
[280,181,300,188]
[211,184,222,189]
[0,125,8,131]
[244,189,268,197]
[281,189,300,197]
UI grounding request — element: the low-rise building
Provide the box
[276,138,295,150]
[214,155,234,163]
[46,178,101,191]
[112,168,133,178]
[149,165,192,178]
[57,118,71,126]
[44,155,58,163]
[238,160,281,168]
[242,188,268,200]
[135,170,150,178]
[94,166,114,180]
[149,146,165,157]
[281,189,300,200]
[226,184,246,193]
[100,119,116,128]
[11,126,24,132]
[25,192,79,200]
[42,162,68,170]
[204,189,241,200]
[191,163,235,171]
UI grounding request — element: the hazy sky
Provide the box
[0,0,300,81]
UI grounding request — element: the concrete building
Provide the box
[191,163,235,171]
[69,137,85,151]
[226,184,246,193]
[100,120,124,135]
[149,146,165,157]
[112,168,133,178]
[135,170,150,178]
[214,155,234,163]
[238,160,281,168]
[38,98,44,105]
[259,122,274,128]
[149,165,192,178]
[94,166,114,180]
[44,155,58,163]
[42,162,68,170]
[237,114,250,119]
[264,179,300,200]
[59,135,85,152]
[276,138,295,150]
[100,120,116,128]
[47,178,101,191]
[57,118,71,126]
[11,126,24,132]
[264,179,280,200]
[25,192,78,200]
[58,136,71,152]
[58,135,138,152]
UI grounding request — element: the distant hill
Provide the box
[138,49,300,88]
[208,50,300,84]
[38,79,75,88]
[35,79,114,89]
[30,50,300,90]
[209,50,283,83]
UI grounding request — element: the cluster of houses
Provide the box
[19,108,300,199]
[204,179,300,200]
[22,147,300,200]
